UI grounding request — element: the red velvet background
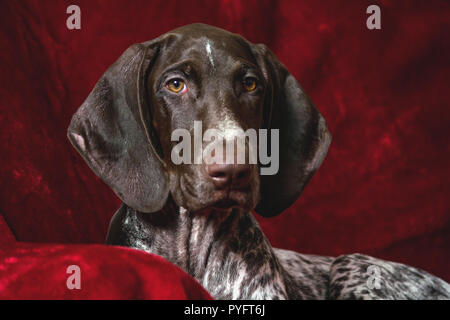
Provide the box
[0,0,449,283]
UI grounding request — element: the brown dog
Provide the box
[68,24,450,299]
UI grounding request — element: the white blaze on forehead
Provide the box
[205,40,215,68]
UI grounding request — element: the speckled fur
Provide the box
[106,203,450,300]
[328,254,450,300]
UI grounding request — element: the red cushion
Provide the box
[0,243,212,300]
[1,214,212,299]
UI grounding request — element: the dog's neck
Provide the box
[128,202,288,299]
[176,206,241,275]
[157,203,266,274]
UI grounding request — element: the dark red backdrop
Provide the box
[1,0,449,281]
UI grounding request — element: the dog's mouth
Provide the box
[207,188,252,212]
[176,173,258,213]
[189,189,252,214]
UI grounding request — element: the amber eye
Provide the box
[243,77,257,92]
[167,79,186,93]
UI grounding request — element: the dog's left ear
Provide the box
[67,39,170,213]
[251,44,332,217]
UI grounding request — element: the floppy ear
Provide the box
[252,44,332,217]
[67,41,169,213]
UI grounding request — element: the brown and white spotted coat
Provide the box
[107,203,450,300]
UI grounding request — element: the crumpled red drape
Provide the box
[0,216,212,299]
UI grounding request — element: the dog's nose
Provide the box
[206,163,252,189]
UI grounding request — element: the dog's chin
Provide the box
[207,193,247,214]
[171,173,259,215]
[177,189,256,215]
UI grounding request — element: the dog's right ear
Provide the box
[68,40,169,213]
[251,43,332,217]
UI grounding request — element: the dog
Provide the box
[68,24,450,299]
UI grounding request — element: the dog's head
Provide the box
[68,24,331,217]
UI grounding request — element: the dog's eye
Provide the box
[167,79,187,93]
[243,77,257,92]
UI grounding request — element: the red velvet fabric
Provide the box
[0,242,212,299]
[0,0,449,297]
